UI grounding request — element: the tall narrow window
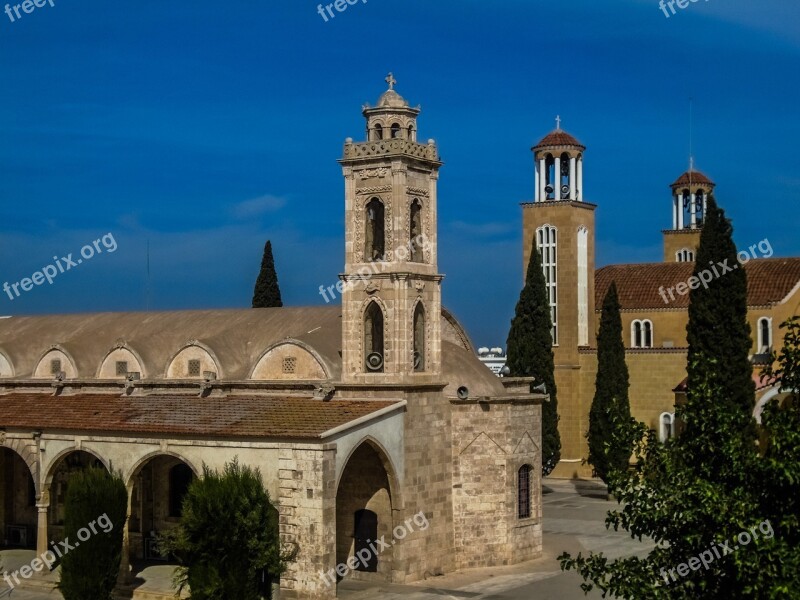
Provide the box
[536,225,558,345]
[643,320,653,348]
[577,227,589,346]
[374,124,383,140]
[413,303,425,372]
[632,321,643,348]
[364,198,385,261]
[364,302,385,373]
[659,413,675,443]
[390,123,401,139]
[758,317,772,353]
[518,465,532,519]
[559,152,570,199]
[409,199,423,262]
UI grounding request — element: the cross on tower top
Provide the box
[385,72,396,90]
[555,115,562,130]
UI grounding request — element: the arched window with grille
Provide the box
[413,302,425,372]
[364,198,385,261]
[409,199,423,262]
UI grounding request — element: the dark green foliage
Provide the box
[587,281,634,483]
[57,468,127,600]
[159,459,296,600]
[560,198,800,598]
[684,195,756,479]
[252,241,283,308]
[506,243,560,476]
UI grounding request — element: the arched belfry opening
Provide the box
[364,198,385,262]
[413,302,425,372]
[364,302,385,373]
[409,199,423,262]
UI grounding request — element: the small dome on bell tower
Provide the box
[362,73,421,142]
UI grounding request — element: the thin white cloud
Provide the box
[232,194,287,219]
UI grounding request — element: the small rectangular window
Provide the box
[116,361,129,376]
[282,357,297,374]
[50,359,62,375]
[518,465,532,519]
[187,359,201,377]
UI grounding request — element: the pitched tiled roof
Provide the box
[671,169,715,187]
[533,129,585,150]
[0,394,401,439]
[595,258,800,310]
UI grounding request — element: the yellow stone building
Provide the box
[522,124,800,479]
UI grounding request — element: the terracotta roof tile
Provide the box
[0,394,400,439]
[595,258,800,310]
[533,129,585,150]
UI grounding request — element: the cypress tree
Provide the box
[683,195,756,478]
[506,243,561,476]
[57,468,127,600]
[587,281,632,483]
[252,241,283,308]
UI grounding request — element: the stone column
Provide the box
[577,156,583,201]
[118,482,135,585]
[678,192,685,229]
[690,192,697,228]
[673,196,678,229]
[569,156,577,200]
[553,156,561,200]
[538,157,547,202]
[36,486,50,558]
[534,158,540,202]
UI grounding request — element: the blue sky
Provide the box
[0,0,798,346]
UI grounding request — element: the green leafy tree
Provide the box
[252,241,283,308]
[559,197,800,598]
[160,459,296,600]
[506,243,561,475]
[586,281,633,483]
[57,468,127,600]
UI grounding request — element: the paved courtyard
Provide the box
[1,479,652,600]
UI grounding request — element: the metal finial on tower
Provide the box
[385,72,396,90]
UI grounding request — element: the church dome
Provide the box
[534,128,585,150]
[376,88,409,108]
[671,169,715,188]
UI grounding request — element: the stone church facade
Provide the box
[522,124,800,479]
[0,80,544,599]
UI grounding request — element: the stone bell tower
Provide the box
[338,74,444,385]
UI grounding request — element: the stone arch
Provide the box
[335,437,400,583]
[0,347,15,377]
[165,340,223,379]
[0,438,39,493]
[124,450,201,486]
[97,343,146,379]
[125,452,199,561]
[412,298,427,372]
[33,345,78,379]
[250,339,329,381]
[0,445,39,548]
[44,446,109,486]
[362,299,387,373]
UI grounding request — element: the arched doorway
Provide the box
[46,450,107,544]
[127,455,196,562]
[0,448,37,549]
[336,440,396,583]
